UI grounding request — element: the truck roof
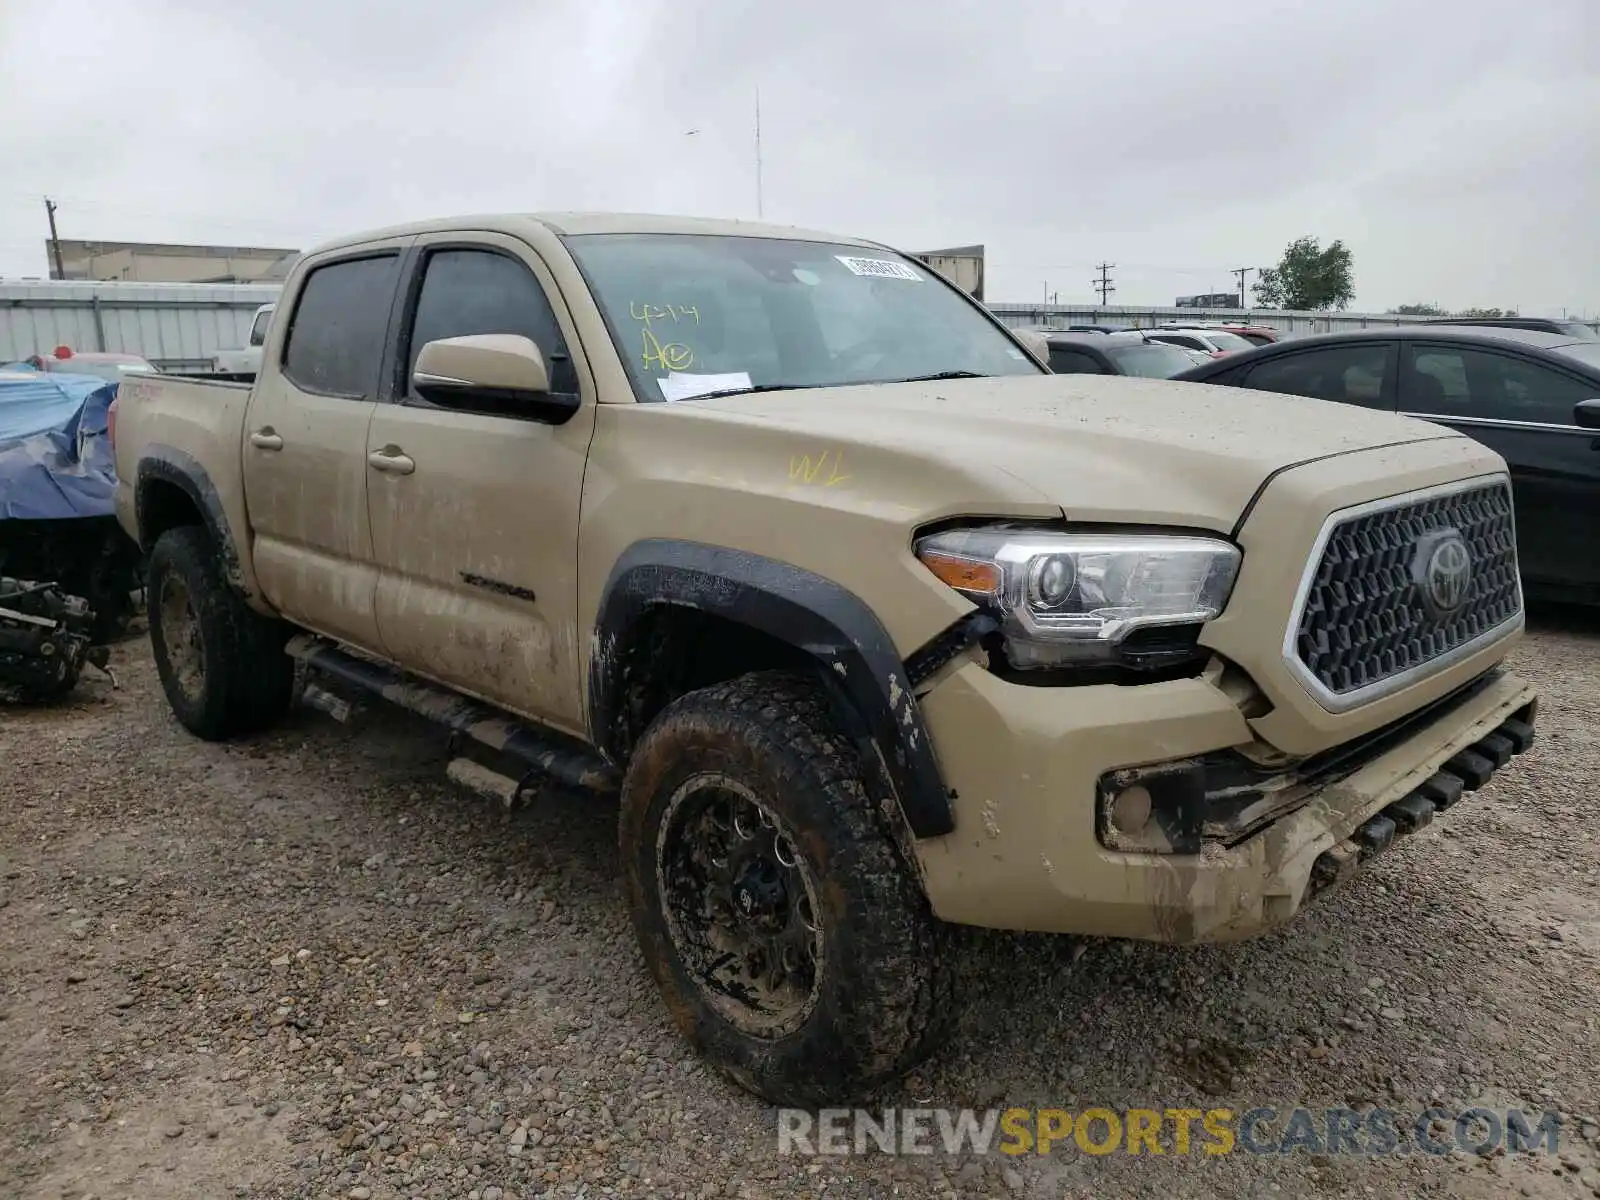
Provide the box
[305,212,882,257]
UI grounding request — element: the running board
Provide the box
[285,634,619,794]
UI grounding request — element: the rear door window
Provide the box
[1403,345,1592,425]
[282,255,400,398]
[1242,343,1395,408]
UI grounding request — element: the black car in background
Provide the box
[1174,326,1600,605]
[1043,331,1205,379]
[1418,316,1598,340]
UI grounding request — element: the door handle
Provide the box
[249,428,283,451]
[367,448,416,475]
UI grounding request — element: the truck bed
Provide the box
[110,372,263,600]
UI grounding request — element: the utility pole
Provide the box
[43,197,66,280]
[754,87,764,220]
[1093,263,1115,307]
[1232,266,1254,308]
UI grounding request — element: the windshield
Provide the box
[1554,322,1598,340]
[1105,342,1202,379]
[564,233,1042,401]
[1203,331,1257,353]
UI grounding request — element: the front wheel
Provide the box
[619,671,950,1105]
[146,525,293,740]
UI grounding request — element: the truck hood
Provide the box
[692,375,1464,531]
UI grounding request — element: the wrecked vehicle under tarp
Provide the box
[0,368,144,647]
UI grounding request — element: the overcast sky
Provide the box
[1,0,1594,315]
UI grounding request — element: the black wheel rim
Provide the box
[157,574,204,702]
[655,774,824,1038]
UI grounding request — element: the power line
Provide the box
[1092,263,1115,307]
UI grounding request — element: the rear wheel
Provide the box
[146,526,293,740]
[620,670,949,1105]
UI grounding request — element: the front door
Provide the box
[1398,342,1600,598]
[241,245,408,650]
[364,235,598,734]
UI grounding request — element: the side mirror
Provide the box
[1575,398,1600,430]
[412,334,577,422]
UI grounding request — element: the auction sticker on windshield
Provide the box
[657,371,753,402]
[835,256,922,281]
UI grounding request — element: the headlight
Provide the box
[915,528,1241,669]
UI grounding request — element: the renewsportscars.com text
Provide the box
[777,1106,1562,1158]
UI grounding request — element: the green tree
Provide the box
[1457,306,1519,318]
[1251,236,1356,311]
[1391,302,1447,316]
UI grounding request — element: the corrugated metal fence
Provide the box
[0,280,280,372]
[2,280,1593,368]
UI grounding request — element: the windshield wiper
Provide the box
[880,370,992,384]
[676,382,827,402]
[672,373,991,402]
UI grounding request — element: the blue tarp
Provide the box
[0,370,120,521]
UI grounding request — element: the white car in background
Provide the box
[213,303,275,375]
[1144,326,1257,359]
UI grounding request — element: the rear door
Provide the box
[364,234,599,733]
[241,243,408,649]
[1398,342,1600,596]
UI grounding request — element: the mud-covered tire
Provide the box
[619,670,950,1105]
[146,525,293,740]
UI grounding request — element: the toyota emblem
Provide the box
[1412,529,1473,616]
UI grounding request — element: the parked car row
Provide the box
[1042,330,1209,377]
[1174,324,1600,605]
[1144,326,1261,358]
[1038,322,1272,379]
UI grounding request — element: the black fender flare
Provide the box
[589,539,955,838]
[134,445,248,593]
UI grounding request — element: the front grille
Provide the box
[1291,478,1521,704]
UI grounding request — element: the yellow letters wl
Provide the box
[789,449,850,486]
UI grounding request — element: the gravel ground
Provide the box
[2,612,1598,1200]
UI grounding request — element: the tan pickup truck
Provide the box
[109,213,1538,1105]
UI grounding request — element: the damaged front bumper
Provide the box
[913,660,1538,943]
